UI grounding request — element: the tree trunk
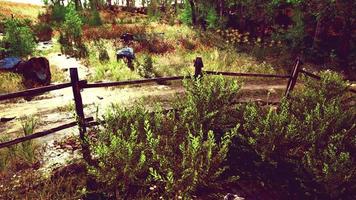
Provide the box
[73,0,82,10]
[174,0,178,13]
[336,0,352,76]
[188,0,197,26]
[219,0,224,21]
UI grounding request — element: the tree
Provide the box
[63,3,83,45]
[3,18,36,58]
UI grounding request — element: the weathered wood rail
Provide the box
[0,57,353,158]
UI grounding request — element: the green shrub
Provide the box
[179,0,193,26]
[93,40,109,62]
[51,4,66,23]
[138,55,155,78]
[176,75,241,133]
[87,9,102,27]
[89,76,241,198]
[63,3,82,44]
[206,7,219,29]
[3,18,36,57]
[234,71,355,198]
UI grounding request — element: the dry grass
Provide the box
[0,71,25,94]
[50,64,66,83]
[83,24,147,41]
[0,0,44,21]
[100,10,147,24]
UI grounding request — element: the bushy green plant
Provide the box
[3,18,36,57]
[93,40,109,62]
[235,71,355,198]
[138,55,155,78]
[59,3,87,58]
[87,9,102,27]
[205,7,219,29]
[176,75,241,133]
[51,3,66,23]
[63,3,82,44]
[89,76,242,198]
[179,0,193,26]
[19,116,39,164]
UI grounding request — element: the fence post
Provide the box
[194,57,204,78]
[285,58,302,97]
[70,68,92,165]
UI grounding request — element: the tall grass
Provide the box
[0,72,25,94]
[0,115,39,174]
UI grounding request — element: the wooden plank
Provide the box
[285,58,302,97]
[0,117,94,150]
[70,68,93,165]
[205,71,290,79]
[0,83,72,101]
[194,57,204,78]
[83,76,185,89]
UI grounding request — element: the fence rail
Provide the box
[205,71,291,79]
[0,117,93,149]
[83,76,185,88]
[0,82,72,101]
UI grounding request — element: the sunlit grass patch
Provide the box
[0,71,25,94]
[85,41,140,81]
[0,0,44,21]
[148,22,195,40]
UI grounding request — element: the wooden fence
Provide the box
[0,57,354,164]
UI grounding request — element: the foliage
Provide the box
[89,75,241,198]
[176,75,241,133]
[179,0,193,26]
[205,7,219,29]
[138,54,155,78]
[86,9,102,27]
[58,3,87,58]
[2,18,36,57]
[50,3,66,23]
[93,40,110,62]
[63,3,83,44]
[0,116,39,173]
[233,71,355,198]
[272,8,305,55]
[86,42,140,82]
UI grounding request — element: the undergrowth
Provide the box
[0,116,40,175]
[88,75,241,199]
